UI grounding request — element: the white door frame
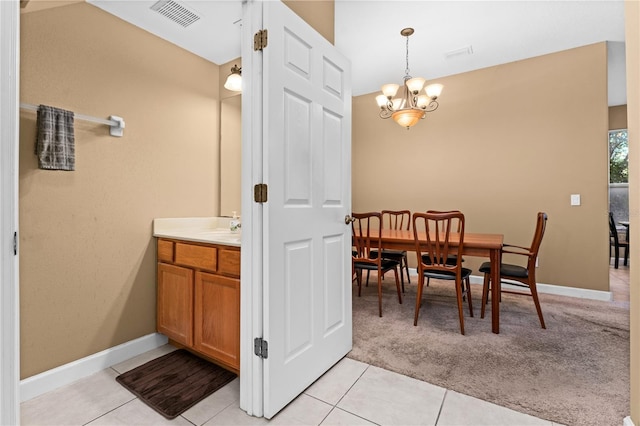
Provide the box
[0,0,21,424]
[239,0,264,417]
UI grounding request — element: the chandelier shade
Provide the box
[224,64,242,92]
[376,28,443,129]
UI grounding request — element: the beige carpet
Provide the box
[348,275,629,426]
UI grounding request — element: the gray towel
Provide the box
[35,105,75,171]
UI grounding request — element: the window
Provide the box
[609,129,628,183]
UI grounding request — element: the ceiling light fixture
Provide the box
[224,64,242,92]
[376,28,443,129]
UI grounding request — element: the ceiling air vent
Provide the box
[150,0,201,28]
[445,45,474,59]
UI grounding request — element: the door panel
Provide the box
[157,263,194,346]
[262,1,352,418]
[194,271,240,371]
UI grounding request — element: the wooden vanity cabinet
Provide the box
[156,238,240,373]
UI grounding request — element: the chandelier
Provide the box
[376,28,443,129]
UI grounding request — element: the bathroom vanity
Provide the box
[153,217,240,374]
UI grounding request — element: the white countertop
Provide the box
[153,217,241,247]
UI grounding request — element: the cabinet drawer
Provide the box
[157,239,174,263]
[218,249,240,277]
[175,242,217,271]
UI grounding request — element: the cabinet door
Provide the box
[194,271,240,371]
[157,263,194,346]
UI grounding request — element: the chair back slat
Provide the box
[528,212,548,269]
[352,212,382,267]
[413,211,465,276]
[381,210,411,231]
[609,212,620,244]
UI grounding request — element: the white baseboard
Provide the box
[468,275,613,301]
[20,333,168,402]
[408,269,613,302]
[624,416,635,426]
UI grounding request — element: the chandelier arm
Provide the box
[379,109,393,119]
[424,100,439,113]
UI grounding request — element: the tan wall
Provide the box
[353,43,609,291]
[20,0,82,14]
[283,0,334,44]
[625,0,639,421]
[19,3,219,378]
[609,105,628,130]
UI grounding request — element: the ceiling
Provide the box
[86,0,627,105]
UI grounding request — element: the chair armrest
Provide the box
[502,244,534,258]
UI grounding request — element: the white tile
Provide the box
[21,369,135,426]
[182,377,240,425]
[337,365,446,425]
[437,391,553,426]
[304,358,368,405]
[110,344,177,374]
[86,399,192,425]
[269,393,333,425]
[202,402,270,426]
[320,408,376,425]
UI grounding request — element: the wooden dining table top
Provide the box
[375,229,504,255]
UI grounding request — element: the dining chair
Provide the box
[609,212,629,269]
[421,210,463,287]
[412,211,473,335]
[352,212,402,317]
[479,212,548,329]
[369,210,412,292]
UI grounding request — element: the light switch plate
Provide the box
[571,194,581,206]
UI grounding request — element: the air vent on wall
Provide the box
[150,0,201,28]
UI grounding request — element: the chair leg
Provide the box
[366,270,371,286]
[356,269,363,297]
[529,280,546,329]
[393,267,402,305]
[625,246,629,266]
[398,262,405,294]
[614,246,620,269]
[403,254,411,284]
[377,270,383,317]
[481,273,490,319]
[455,278,465,335]
[414,274,425,326]
[465,277,473,317]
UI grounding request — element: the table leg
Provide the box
[491,247,501,334]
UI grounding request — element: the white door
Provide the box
[0,0,21,424]
[261,1,352,418]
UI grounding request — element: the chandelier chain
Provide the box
[405,35,410,78]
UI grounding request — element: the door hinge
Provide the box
[254,183,268,203]
[254,337,268,359]
[13,232,17,255]
[254,29,268,51]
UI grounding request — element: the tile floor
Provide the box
[24,265,629,426]
[21,343,562,426]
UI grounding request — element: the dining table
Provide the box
[377,229,505,334]
[620,220,630,242]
